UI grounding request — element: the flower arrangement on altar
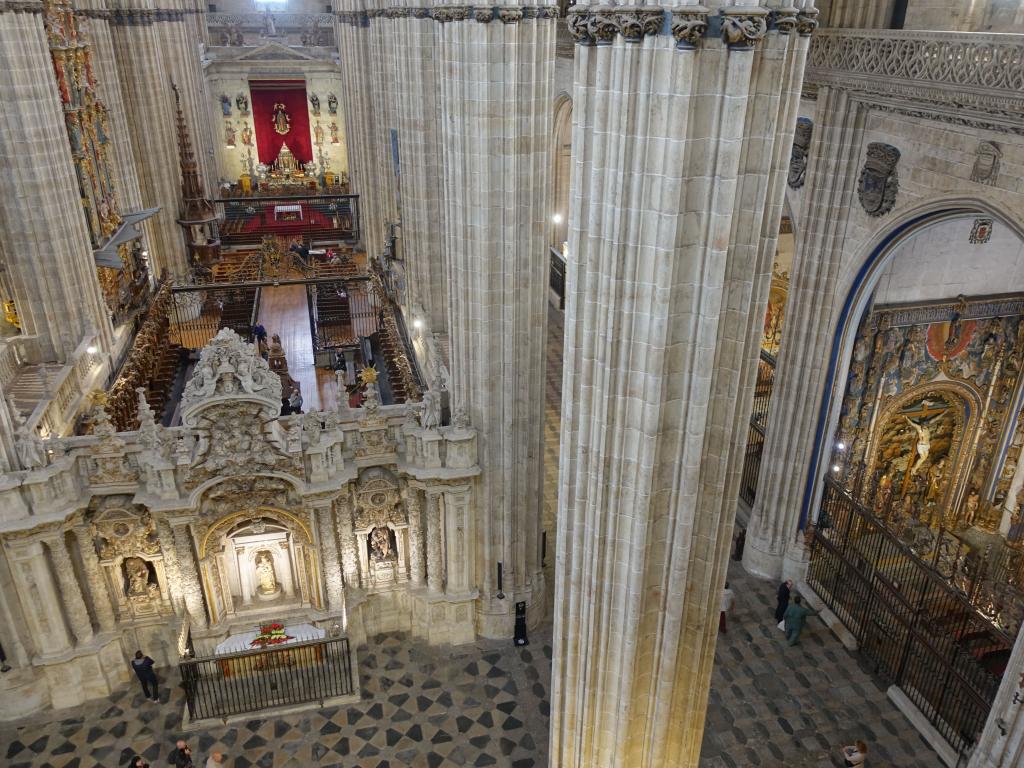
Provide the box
[250,623,293,648]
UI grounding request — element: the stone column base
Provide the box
[411,590,477,645]
[742,535,785,581]
[35,634,129,711]
[0,667,49,720]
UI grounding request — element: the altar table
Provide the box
[214,622,324,655]
[273,204,303,222]
[214,623,326,677]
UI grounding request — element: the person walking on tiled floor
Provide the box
[719,581,734,633]
[775,578,793,621]
[782,594,818,646]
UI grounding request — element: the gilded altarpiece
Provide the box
[43,0,147,317]
[834,296,1024,533]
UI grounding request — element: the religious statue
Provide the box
[15,425,47,470]
[241,124,252,146]
[272,103,290,136]
[268,333,288,373]
[220,95,232,117]
[327,93,338,114]
[124,557,157,599]
[224,121,236,147]
[420,388,441,431]
[927,457,947,503]
[905,415,931,475]
[309,93,320,116]
[963,492,980,527]
[314,121,324,146]
[329,121,339,144]
[255,552,278,595]
[370,527,393,561]
[236,93,249,115]
[262,9,277,36]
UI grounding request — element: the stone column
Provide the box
[436,2,555,636]
[0,1,113,362]
[6,540,73,656]
[44,533,94,644]
[316,503,345,614]
[970,625,1024,767]
[403,485,425,587]
[550,5,815,766]
[743,86,866,583]
[335,490,360,589]
[156,517,184,613]
[171,522,208,629]
[72,525,117,633]
[425,490,443,594]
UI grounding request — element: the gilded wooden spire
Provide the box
[172,81,216,225]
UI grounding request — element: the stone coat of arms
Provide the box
[787,117,812,190]
[858,142,900,217]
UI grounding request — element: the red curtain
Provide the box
[249,80,313,165]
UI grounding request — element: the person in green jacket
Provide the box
[783,595,818,646]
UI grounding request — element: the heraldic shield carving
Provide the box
[788,117,813,190]
[858,142,901,217]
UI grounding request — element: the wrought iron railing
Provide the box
[808,478,1015,755]
[180,635,354,721]
[217,194,360,248]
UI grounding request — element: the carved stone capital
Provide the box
[498,7,523,23]
[0,0,44,13]
[335,10,366,25]
[431,5,471,22]
[474,7,493,23]
[523,6,557,19]
[567,9,592,45]
[410,7,429,19]
[721,11,767,50]
[613,8,662,43]
[772,8,799,36]
[796,9,819,37]
[670,10,708,50]
[587,11,617,46]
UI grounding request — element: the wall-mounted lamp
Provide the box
[496,562,505,600]
[86,345,97,355]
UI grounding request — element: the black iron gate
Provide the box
[807,479,1009,755]
[180,636,354,721]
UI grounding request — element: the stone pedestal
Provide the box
[410,589,476,645]
[550,6,815,765]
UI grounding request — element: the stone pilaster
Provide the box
[170,522,208,629]
[550,5,813,765]
[743,87,867,582]
[443,485,472,594]
[6,540,73,656]
[72,525,116,633]
[316,502,345,614]
[970,626,1024,767]
[44,533,94,644]
[437,2,554,637]
[425,490,443,593]
[0,2,113,361]
[403,485,425,586]
[336,489,360,589]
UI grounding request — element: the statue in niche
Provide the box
[309,93,320,116]
[963,491,980,527]
[236,93,249,115]
[124,556,159,600]
[329,121,339,144]
[224,121,236,147]
[327,93,337,115]
[220,95,232,117]
[314,121,324,146]
[241,124,252,147]
[272,103,290,136]
[370,527,394,561]
[262,9,277,37]
[255,552,279,595]
[904,415,932,475]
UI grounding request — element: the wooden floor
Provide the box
[258,283,339,413]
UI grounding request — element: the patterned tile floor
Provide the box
[0,305,939,767]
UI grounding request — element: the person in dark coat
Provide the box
[169,740,194,768]
[131,650,159,702]
[775,578,794,622]
[783,595,818,646]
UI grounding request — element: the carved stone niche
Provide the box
[88,497,172,619]
[354,468,409,589]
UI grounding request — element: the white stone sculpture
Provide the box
[255,552,278,595]
[15,425,46,470]
[420,389,441,431]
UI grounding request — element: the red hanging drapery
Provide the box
[249,80,313,165]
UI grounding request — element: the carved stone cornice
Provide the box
[720,11,767,50]
[771,8,798,36]
[110,8,199,25]
[0,0,44,13]
[335,10,366,26]
[670,9,708,51]
[74,8,113,19]
[795,8,818,37]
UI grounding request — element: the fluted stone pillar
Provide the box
[73,525,117,632]
[316,503,345,613]
[425,490,443,593]
[743,85,864,583]
[970,627,1024,767]
[0,1,113,362]
[437,3,555,636]
[550,5,816,766]
[171,522,208,628]
[44,533,95,644]
[336,490,360,589]
[403,485,425,586]
[109,2,208,278]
